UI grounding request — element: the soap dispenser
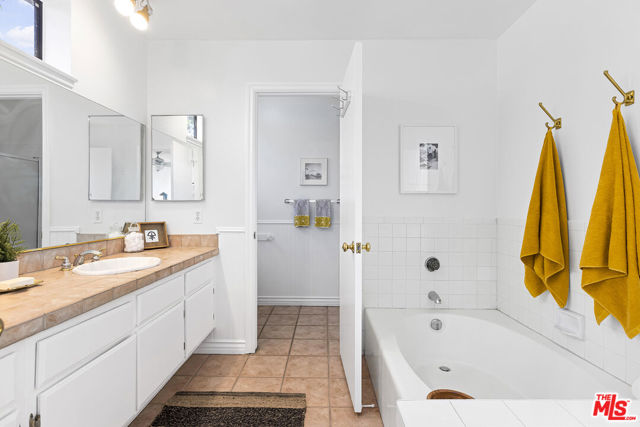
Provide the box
[124,223,144,253]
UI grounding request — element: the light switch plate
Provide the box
[194,211,203,224]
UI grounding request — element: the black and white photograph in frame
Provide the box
[400,125,457,193]
[300,158,328,186]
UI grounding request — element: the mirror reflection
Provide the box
[89,116,143,201]
[151,115,204,201]
[0,58,146,250]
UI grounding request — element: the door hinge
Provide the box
[183,342,186,350]
[29,414,41,427]
[253,231,257,239]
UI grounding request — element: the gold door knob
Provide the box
[342,242,355,252]
[363,242,371,252]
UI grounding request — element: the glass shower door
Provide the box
[0,152,40,248]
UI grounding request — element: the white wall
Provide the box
[257,94,340,304]
[361,40,499,309]
[147,40,354,352]
[363,40,498,219]
[496,0,640,385]
[69,0,148,122]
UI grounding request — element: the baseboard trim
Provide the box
[196,339,248,354]
[258,296,339,306]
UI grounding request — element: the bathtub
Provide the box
[364,309,631,426]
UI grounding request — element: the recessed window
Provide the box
[0,0,43,59]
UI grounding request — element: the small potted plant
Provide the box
[0,219,24,281]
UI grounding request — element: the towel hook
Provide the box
[604,70,635,106]
[538,102,562,130]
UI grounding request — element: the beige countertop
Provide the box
[0,246,219,350]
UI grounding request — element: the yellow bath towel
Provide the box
[580,105,640,339]
[520,129,569,307]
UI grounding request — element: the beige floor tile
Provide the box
[272,306,301,315]
[328,313,339,325]
[184,376,236,392]
[240,355,288,377]
[258,314,269,325]
[329,378,352,408]
[291,339,328,356]
[329,340,340,356]
[295,325,327,340]
[328,325,340,340]
[285,356,329,378]
[258,305,274,315]
[151,375,190,404]
[362,378,377,406]
[175,354,208,376]
[297,314,328,325]
[260,325,296,339]
[304,407,330,427]
[330,408,383,426]
[256,338,292,356]
[129,403,163,427]
[300,306,328,315]
[329,356,345,378]
[233,377,283,392]
[267,314,299,325]
[197,354,248,377]
[281,378,329,407]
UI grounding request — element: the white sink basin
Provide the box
[72,257,161,276]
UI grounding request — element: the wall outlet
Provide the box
[194,210,203,224]
[93,209,103,223]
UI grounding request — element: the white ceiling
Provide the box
[147,0,536,40]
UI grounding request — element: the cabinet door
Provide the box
[185,283,215,354]
[37,336,136,427]
[137,303,185,407]
[0,411,17,427]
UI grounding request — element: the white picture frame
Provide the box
[400,125,457,194]
[300,158,328,186]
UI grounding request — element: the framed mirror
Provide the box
[89,115,143,201]
[151,115,204,201]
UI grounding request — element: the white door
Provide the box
[339,42,364,413]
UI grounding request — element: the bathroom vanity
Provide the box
[0,247,217,427]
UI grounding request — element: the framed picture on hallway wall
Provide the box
[400,125,457,194]
[300,158,328,186]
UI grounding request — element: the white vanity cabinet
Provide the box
[0,258,216,427]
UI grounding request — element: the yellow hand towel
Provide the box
[520,129,569,307]
[580,105,640,339]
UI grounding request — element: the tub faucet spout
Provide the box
[428,291,442,305]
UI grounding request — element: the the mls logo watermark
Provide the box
[592,393,637,421]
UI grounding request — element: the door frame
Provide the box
[245,83,339,350]
[0,85,49,247]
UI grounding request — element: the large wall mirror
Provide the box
[0,59,146,250]
[151,115,204,201]
[89,116,143,201]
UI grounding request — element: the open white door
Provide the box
[339,42,364,414]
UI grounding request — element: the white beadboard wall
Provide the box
[497,218,640,385]
[362,216,497,309]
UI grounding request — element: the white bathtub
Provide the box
[364,309,631,426]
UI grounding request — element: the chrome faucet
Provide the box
[428,291,442,305]
[73,249,105,266]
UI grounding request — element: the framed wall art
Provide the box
[138,221,169,249]
[300,158,328,186]
[400,125,457,194]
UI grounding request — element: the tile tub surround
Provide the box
[497,218,640,385]
[362,217,497,309]
[0,246,219,349]
[131,305,383,427]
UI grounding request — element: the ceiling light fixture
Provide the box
[114,0,153,31]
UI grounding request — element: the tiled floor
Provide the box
[131,305,383,426]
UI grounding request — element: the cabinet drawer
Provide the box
[185,283,215,354]
[137,303,185,407]
[0,353,15,414]
[137,275,184,325]
[185,260,213,295]
[38,336,136,427]
[36,302,134,387]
